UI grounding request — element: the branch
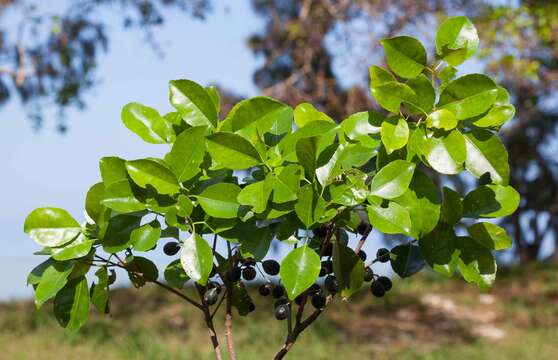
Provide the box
[224,241,237,360]
[197,285,224,360]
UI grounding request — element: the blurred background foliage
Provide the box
[1,0,556,264]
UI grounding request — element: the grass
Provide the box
[1,263,558,359]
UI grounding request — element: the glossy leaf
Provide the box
[390,243,424,278]
[463,184,520,218]
[280,246,321,300]
[436,16,479,66]
[169,79,218,128]
[224,96,293,134]
[381,116,409,154]
[369,160,415,199]
[442,187,463,225]
[367,202,411,235]
[381,36,427,79]
[422,129,466,175]
[294,184,326,228]
[99,157,146,213]
[237,179,272,214]
[426,109,457,130]
[197,183,241,219]
[51,234,94,261]
[24,208,81,247]
[164,259,189,288]
[167,126,207,182]
[438,74,499,120]
[333,242,364,299]
[467,222,512,250]
[90,267,109,313]
[34,260,75,307]
[101,212,143,253]
[472,105,515,128]
[271,164,301,203]
[316,144,347,186]
[125,159,180,195]
[121,102,174,144]
[406,74,435,114]
[180,233,213,285]
[463,129,509,185]
[457,236,496,290]
[54,276,89,332]
[369,65,417,113]
[206,133,262,170]
[131,220,161,251]
[293,102,334,128]
[419,223,458,267]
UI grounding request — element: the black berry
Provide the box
[311,294,326,309]
[324,275,339,294]
[370,280,386,297]
[272,284,285,298]
[262,260,280,275]
[274,297,289,308]
[242,266,257,281]
[376,248,390,263]
[258,283,271,296]
[248,303,256,312]
[275,304,289,320]
[358,250,367,261]
[226,267,241,283]
[364,267,374,282]
[204,288,219,305]
[377,276,392,291]
[163,241,180,256]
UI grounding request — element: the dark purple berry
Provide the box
[376,248,390,263]
[163,241,180,256]
[242,266,257,281]
[258,283,271,296]
[275,304,289,320]
[262,260,280,275]
[204,288,219,305]
[377,276,392,291]
[364,268,374,282]
[370,281,386,298]
[272,284,285,298]
[324,275,339,294]
[311,294,326,309]
[358,250,367,261]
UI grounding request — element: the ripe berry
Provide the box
[258,283,271,296]
[272,284,285,298]
[163,241,180,256]
[376,248,390,263]
[377,276,392,291]
[248,303,256,312]
[262,260,280,275]
[358,250,367,261]
[242,266,257,281]
[363,268,374,282]
[370,280,386,298]
[204,288,219,305]
[357,222,369,235]
[322,243,333,257]
[275,304,289,320]
[226,267,241,283]
[313,226,328,238]
[324,275,339,294]
[274,297,289,308]
[311,294,326,309]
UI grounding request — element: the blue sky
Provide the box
[0,1,263,299]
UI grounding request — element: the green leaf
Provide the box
[238,226,273,261]
[422,129,466,175]
[419,223,458,267]
[167,126,207,182]
[24,208,81,247]
[164,259,189,288]
[381,36,427,79]
[467,222,512,250]
[54,276,89,332]
[270,164,301,203]
[34,260,75,307]
[180,233,213,285]
[380,116,409,154]
[230,282,254,316]
[457,236,496,290]
[296,136,319,180]
[333,242,364,299]
[369,65,417,113]
[367,202,411,235]
[223,96,293,134]
[393,170,441,238]
[125,159,180,195]
[316,144,347,186]
[90,267,109,313]
[340,110,382,148]
[237,179,272,214]
[390,243,424,278]
[121,102,174,144]
[169,79,218,128]
[472,104,515,128]
[463,184,520,218]
[438,74,499,120]
[442,187,463,225]
[101,212,143,253]
[426,109,457,130]
[293,102,334,128]
[206,85,221,115]
[369,160,415,199]
[463,129,509,185]
[436,16,479,66]
[127,256,159,287]
[280,246,321,300]
[206,132,262,170]
[294,184,326,228]
[405,74,435,114]
[131,220,161,251]
[197,183,241,219]
[99,157,146,213]
[51,234,94,261]
[85,182,109,225]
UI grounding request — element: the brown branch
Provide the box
[224,241,237,360]
[197,285,223,360]
[354,226,371,255]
